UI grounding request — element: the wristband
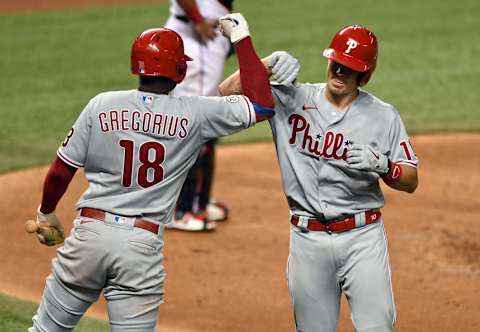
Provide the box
[381,160,402,185]
[185,5,204,24]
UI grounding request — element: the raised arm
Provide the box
[219,56,271,96]
[219,51,300,96]
[219,14,274,112]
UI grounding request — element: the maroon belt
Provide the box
[291,210,381,233]
[79,208,159,235]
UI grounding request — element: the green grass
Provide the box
[0,0,479,326]
[0,0,479,173]
[0,293,108,331]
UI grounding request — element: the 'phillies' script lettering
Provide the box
[288,114,347,160]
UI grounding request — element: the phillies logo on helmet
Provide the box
[345,38,359,54]
[139,61,145,74]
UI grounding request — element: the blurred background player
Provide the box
[164,0,233,231]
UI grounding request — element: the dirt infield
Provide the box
[1,134,479,331]
[2,2,480,331]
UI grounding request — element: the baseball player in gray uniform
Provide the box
[27,13,276,332]
[220,25,419,332]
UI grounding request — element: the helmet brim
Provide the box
[323,48,371,73]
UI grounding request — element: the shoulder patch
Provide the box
[226,96,240,103]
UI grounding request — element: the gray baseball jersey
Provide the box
[270,83,418,332]
[270,83,418,219]
[29,90,255,332]
[57,90,255,224]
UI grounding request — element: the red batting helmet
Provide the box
[323,25,378,86]
[131,28,193,83]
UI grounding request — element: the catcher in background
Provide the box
[220,25,418,332]
[164,0,233,232]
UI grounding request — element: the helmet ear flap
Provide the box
[176,62,187,80]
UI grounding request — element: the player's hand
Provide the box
[26,207,65,246]
[269,51,300,86]
[346,144,389,174]
[194,21,217,43]
[219,13,250,43]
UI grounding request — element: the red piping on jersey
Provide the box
[57,149,83,168]
[240,95,253,127]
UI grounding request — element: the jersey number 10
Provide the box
[119,139,165,188]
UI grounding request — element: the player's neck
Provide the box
[138,77,176,95]
[324,88,359,112]
[138,85,173,95]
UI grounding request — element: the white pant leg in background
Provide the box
[165,15,230,97]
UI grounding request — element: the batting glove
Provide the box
[219,13,250,43]
[36,206,65,246]
[346,144,389,174]
[269,51,300,86]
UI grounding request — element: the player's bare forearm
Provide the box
[177,0,203,23]
[219,56,271,96]
[384,164,418,193]
[219,70,241,95]
[177,0,217,42]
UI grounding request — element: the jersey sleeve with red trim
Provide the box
[56,98,95,168]
[387,110,418,168]
[197,94,256,140]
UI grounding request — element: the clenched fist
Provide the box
[219,13,250,43]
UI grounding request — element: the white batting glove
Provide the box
[269,51,300,86]
[346,144,389,174]
[37,206,65,244]
[219,13,250,43]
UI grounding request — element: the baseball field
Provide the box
[1,0,479,331]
